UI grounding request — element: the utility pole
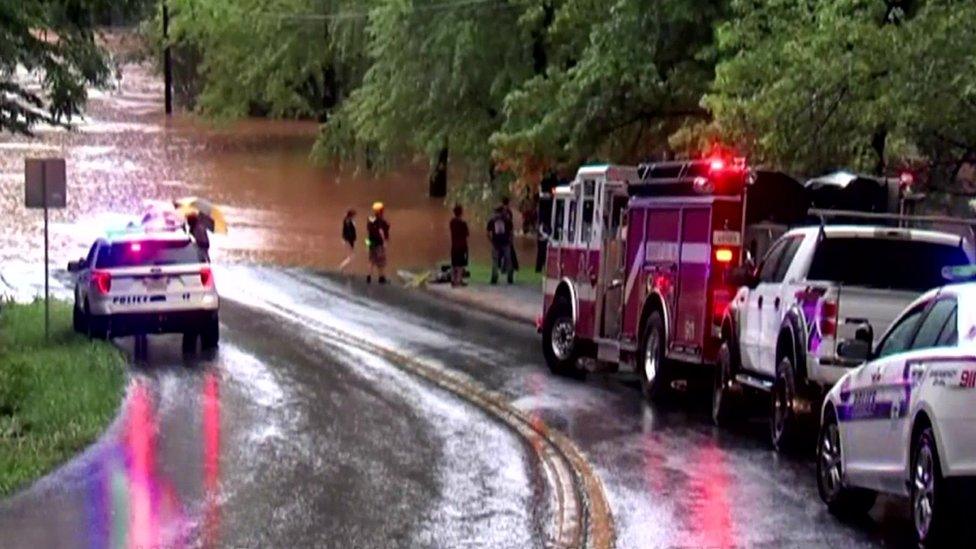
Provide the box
[163,1,173,115]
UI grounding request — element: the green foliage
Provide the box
[161,0,369,118]
[493,0,720,185]
[0,300,126,495]
[706,0,976,186]
[317,0,536,179]
[0,1,124,133]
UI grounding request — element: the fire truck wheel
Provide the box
[770,356,801,452]
[712,341,741,426]
[639,311,670,402]
[542,298,583,378]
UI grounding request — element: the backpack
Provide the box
[491,216,509,240]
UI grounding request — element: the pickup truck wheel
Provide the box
[639,312,670,403]
[770,356,801,452]
[912,427,956,545]
[817,410,875,517]
[542,298,584,378]
[712,341,741,426]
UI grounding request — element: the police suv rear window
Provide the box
[807,237,969,292]
[97,240,202,268]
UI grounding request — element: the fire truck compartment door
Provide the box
[674,208,711,351]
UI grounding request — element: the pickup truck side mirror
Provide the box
[728,265,758,289]
[837,323,874,363]
[67,258,87,273]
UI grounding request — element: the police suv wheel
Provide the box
[817,409,875,517]
[770,356,801,452]
[712,341,740,426]
[639,312,670,403]
[201,316,220,350]
[72,303,87,334]
[542,298,583,378]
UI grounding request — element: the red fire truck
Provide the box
[541,158,797,401]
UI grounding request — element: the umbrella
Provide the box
[174,197,228,234]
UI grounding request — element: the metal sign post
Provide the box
[25,158,67,339]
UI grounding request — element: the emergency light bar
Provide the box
[808,209,976,228]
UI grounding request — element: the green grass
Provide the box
[0,300,126,496]
[461,260,543,288]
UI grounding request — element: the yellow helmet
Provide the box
[372,201,384,212]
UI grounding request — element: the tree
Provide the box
[706,0,976,188]
[316,0,540,199]
[161,0,370,118]
[0,1,117,134]
[491,0,722,189]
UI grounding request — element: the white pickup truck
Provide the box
[714,225,973,451]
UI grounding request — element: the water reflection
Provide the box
[83,372,221,549]
[0,59,534,277]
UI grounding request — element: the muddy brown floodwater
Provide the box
[0,59,533,277]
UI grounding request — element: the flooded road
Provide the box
[0,294,544,548]
[0,58,532,282]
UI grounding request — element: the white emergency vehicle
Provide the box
[817,277,976,545]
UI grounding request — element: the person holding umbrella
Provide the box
[186,212,210,262]
[174,197,227,263]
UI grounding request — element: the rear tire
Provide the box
[182,332,198,354]
[770,355,801,452]
[72,303,87,334]
[712,341,741,426]
[85,303,109,340]
[638,312,671,403]
[542,298,584,378]
[817,410,876,517]
[912,427,954,546]
[200,315,220,350]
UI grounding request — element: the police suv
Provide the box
[817,276,976,545]
[69,229,219,349]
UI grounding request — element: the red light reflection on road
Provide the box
[203,372,222,549]
[685,442,736,548]
[84,374,223,549]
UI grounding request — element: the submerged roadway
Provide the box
[0,267,920,548]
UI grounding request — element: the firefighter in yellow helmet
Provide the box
[365,202,390,284]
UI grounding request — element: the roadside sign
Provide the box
[25,158,66,209]
[24,157,67,339]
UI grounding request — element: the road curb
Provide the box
[252,297,614,549]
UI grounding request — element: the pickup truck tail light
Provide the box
[200,267,213,288]
[820,300,838,338]
[91,271,112,294]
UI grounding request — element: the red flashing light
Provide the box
[130,242,142,253]
[92,271,112,294]
[200,267,213,288]
[709,158,726,172]
[715,248,734,263]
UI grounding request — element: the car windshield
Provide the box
[96,239,202,268]
[807,237,970,292]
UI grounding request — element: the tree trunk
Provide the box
[428,146,448,198]
[871,127,888,176]
[532,2,554,75]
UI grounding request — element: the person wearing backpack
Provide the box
[486,205,513,284]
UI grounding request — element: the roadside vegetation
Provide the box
[0,300,126,496]
[150,0,976,207]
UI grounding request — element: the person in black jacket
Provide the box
[339,209,356,272]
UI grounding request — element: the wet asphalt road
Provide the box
[1,267,921,548]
